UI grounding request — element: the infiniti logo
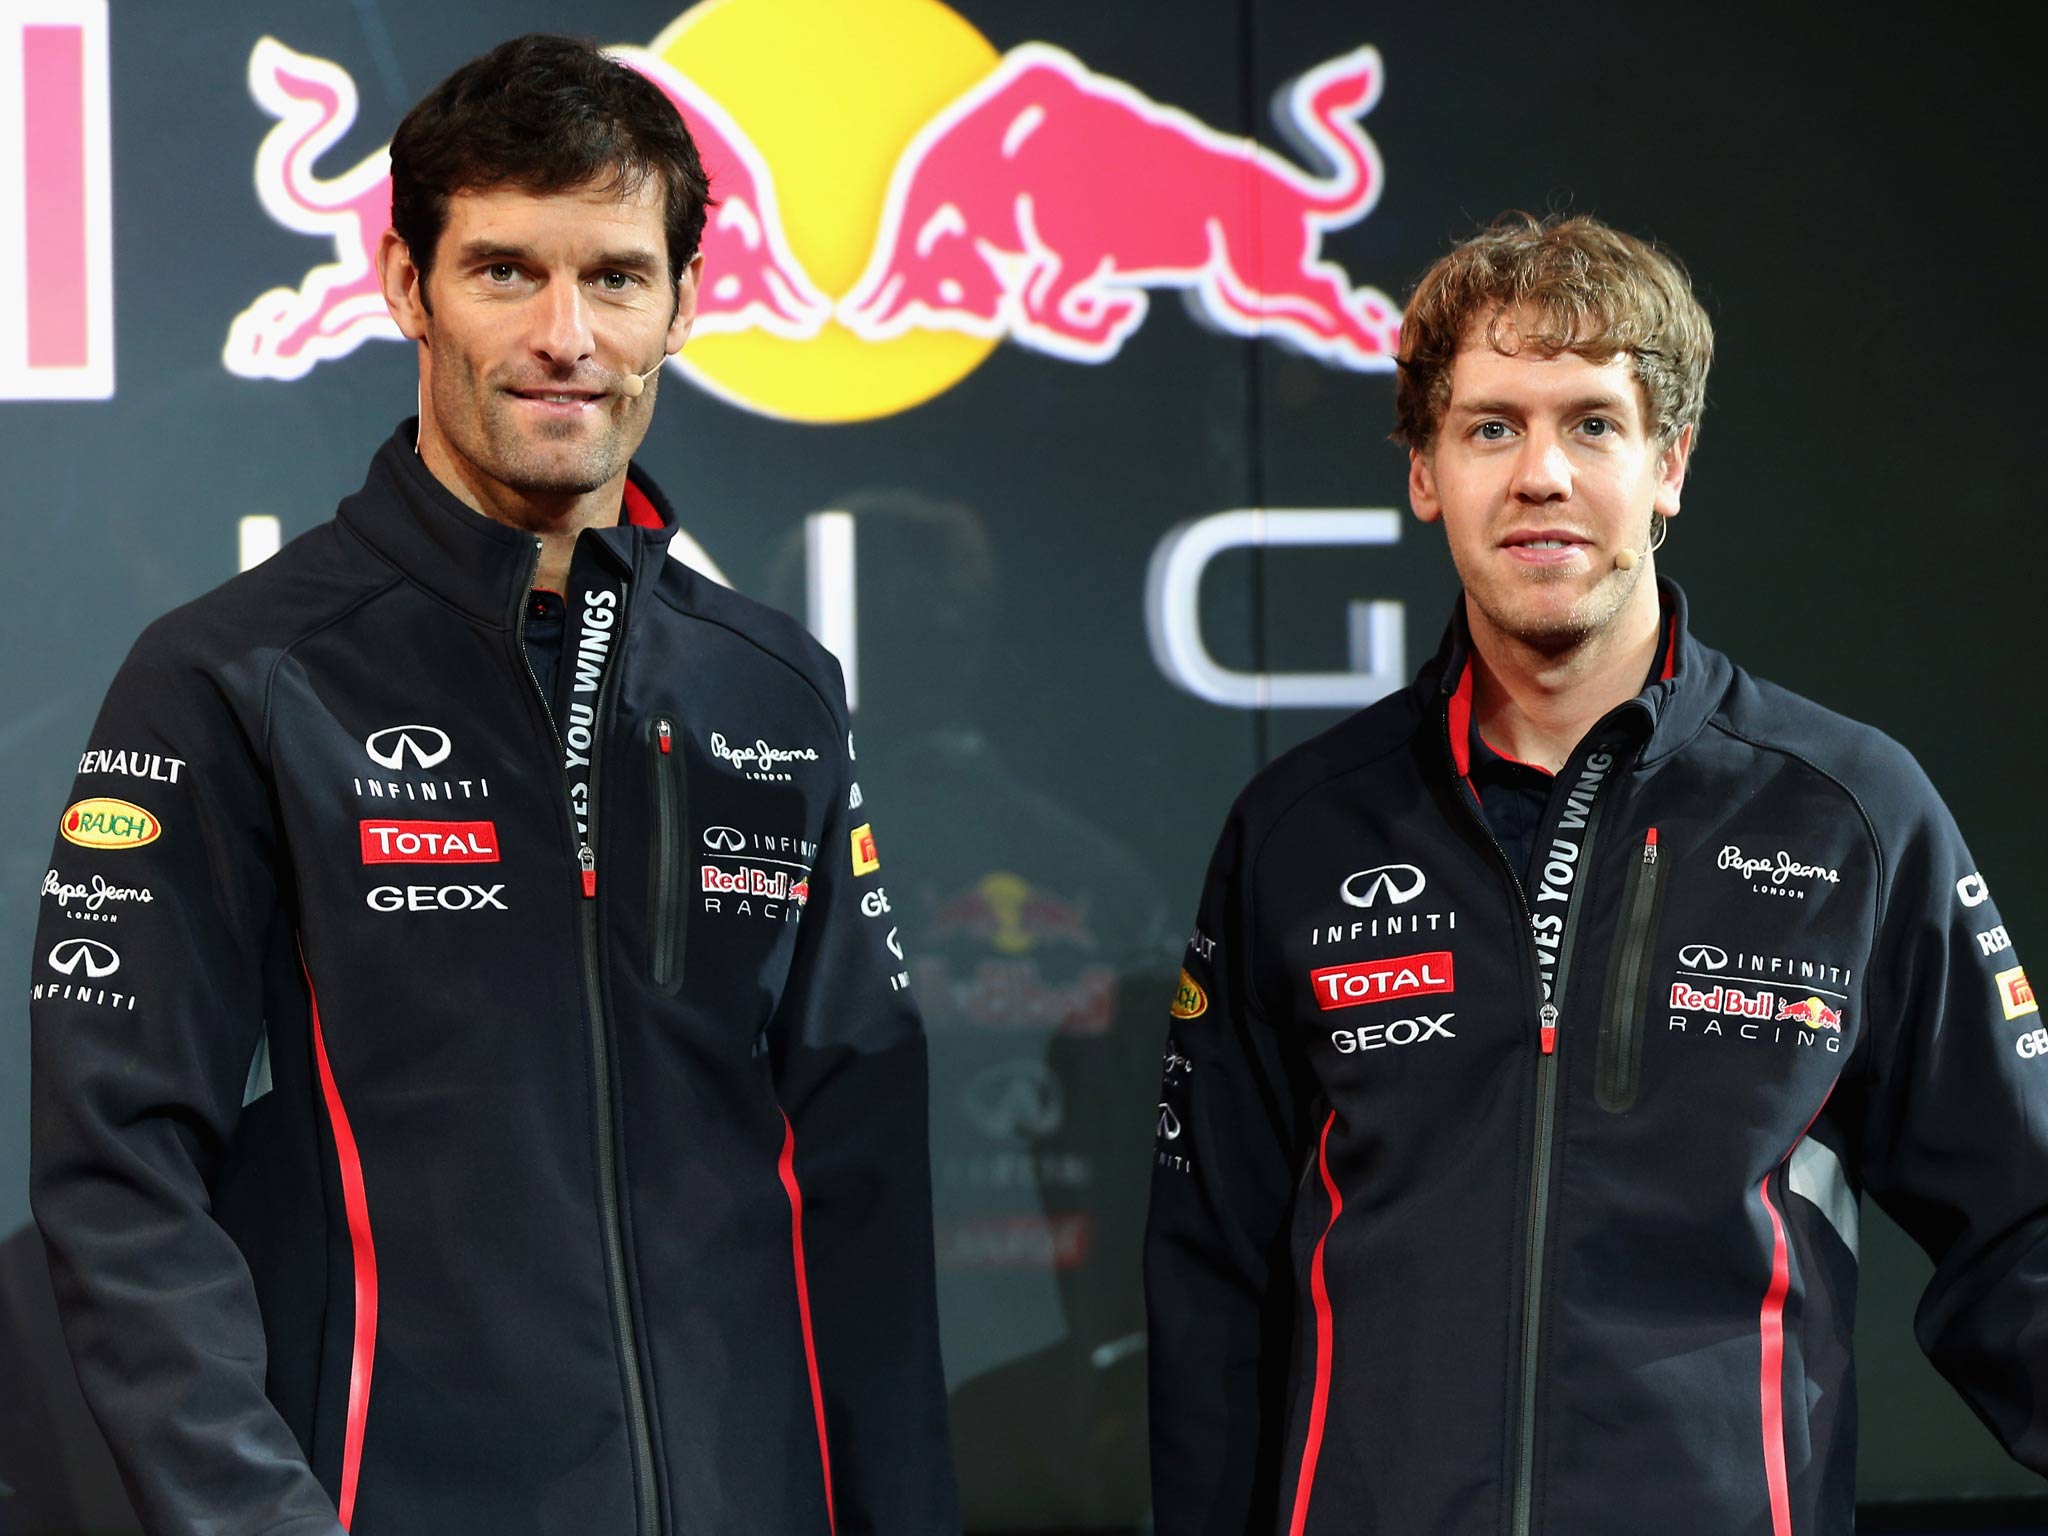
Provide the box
[702,825,746,853]
[1340,863,1426,908]
[963,1061,1064,1139]
[1678,944,1728,970]
[48,938,120,978]
[365,725,452,771]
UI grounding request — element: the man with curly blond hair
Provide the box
[1147,212,2048,1536]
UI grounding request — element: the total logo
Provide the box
[365,883,507,913]
[1309,949,1453,1012]
[32,938,137,1013]
[1329,1010,1454,1055]
[354,723,490,803]
[359,820,499,864]
[60,797,160,850]
[223,6,1396,424]
[1339,863,1425,909]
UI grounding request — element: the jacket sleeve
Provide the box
[30,629,345,1536]
[767,698,959,1535]
[1856,762,2048,1472]
[1144,805,1314,1536]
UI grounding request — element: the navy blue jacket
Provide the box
[1147,583,2048,1535]
[31,424,958,1536]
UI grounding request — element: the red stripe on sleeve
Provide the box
[1756,1173,1792,1536]
[304,955,378,1529]
[778,1111,836,1534]
[1287,1111,1343,1536]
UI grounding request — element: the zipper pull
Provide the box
[578,843,597,899]
[1539,1002,1559,1055]
[1644,826,1659,865]
[656,720,672,755]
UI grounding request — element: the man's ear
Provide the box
[665,252,704,355]
[1654,423,1694,519]
[378,229,430,342]
[1409,447,1443,524]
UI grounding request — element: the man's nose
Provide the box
[1510,431,1572,503]
[530,279,595,371]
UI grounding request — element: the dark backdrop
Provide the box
[1,1,2041,1530]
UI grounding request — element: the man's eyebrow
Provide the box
[1447,394,1631,417]
[454,240,535,266]
[590,247,663,272]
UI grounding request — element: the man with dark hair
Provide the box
[30,34,956,1536]
[1146,213,2048,1534]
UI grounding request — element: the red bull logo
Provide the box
[840,43,1395,369]
[222,0,1397,420]
[929,871,1095,955]
[1775,995,1844,1031]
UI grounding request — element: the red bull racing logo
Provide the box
[222,0,1396,421]
[1775,995,1845,1032]
[929,871,1094,955]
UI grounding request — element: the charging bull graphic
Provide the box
[223,29,1398,404]
[223,37,827,381]
[839,43,1398,368]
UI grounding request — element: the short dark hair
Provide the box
[1393,212,1713,455]
[390,34,711,297]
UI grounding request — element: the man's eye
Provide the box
[1580,417,1612,437]
[486,264,518,283]
[1476,421,1509,441]
[597,271,632,292]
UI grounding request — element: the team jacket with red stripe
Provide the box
[1146,582,2048,1536]
[29,423,958,1536]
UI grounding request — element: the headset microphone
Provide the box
[619,361,665,399]
[1615,547,1641,571]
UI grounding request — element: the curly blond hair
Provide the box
[1393,213,1713,454]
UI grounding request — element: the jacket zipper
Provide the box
[515,542,659,1536]
[1440,714,1612,1536]
[649,718,686,991]
[1596,828,1661,1113]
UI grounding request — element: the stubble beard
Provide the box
[430,338,631,500]
[1459,518,1653,659]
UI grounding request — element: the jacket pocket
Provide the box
[649,717,687,992]
[1597,826,1665,1112]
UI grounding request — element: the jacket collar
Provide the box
[336,420,682,629]
[1417,576,1732,773]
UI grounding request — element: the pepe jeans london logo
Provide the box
[1718,845,1841,900]
[709,731,820,782]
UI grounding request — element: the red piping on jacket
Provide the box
[1757,1088,1837,1536]
[1287,1111,1343,1536]
[778,1111,836,1534]
[1446,659,1478,802]
[622,481,664,530]
[303,954,377,1529]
